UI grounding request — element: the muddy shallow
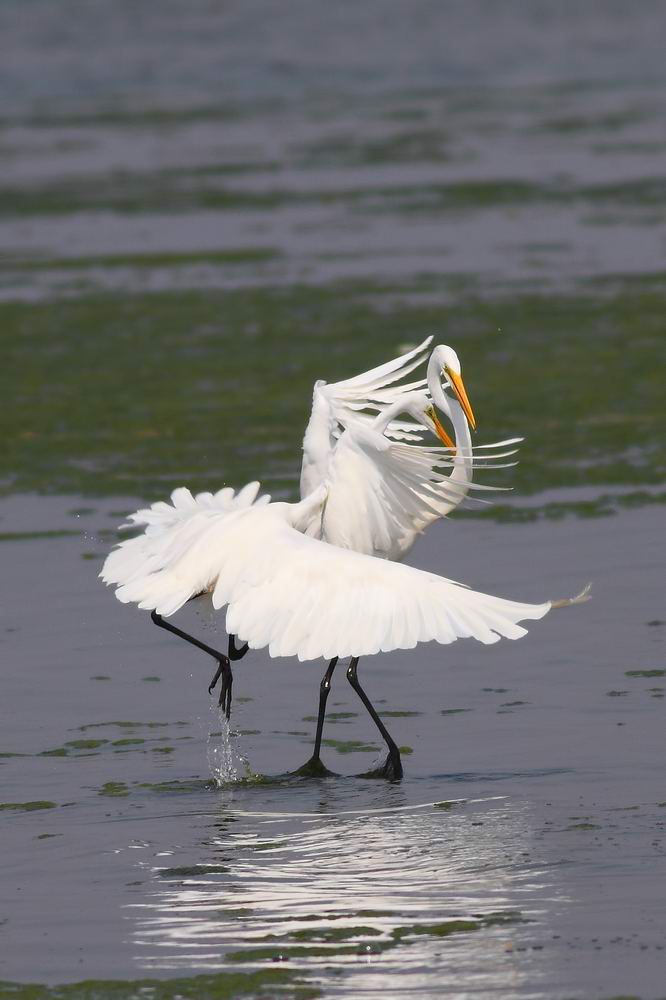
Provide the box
[2,497,665,997]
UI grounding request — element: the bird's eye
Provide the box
[425,405,435,418]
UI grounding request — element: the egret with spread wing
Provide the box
[101,341,588,779]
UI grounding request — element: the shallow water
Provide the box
[1,2,666,998]
[2,499,665,997]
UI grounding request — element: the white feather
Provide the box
[104,498,550,662]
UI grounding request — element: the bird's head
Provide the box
[430,344,477,431]
[403,391,455,450]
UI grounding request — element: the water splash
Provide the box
[206,707,237,785]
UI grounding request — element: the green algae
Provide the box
[98,782,129,798]
[135,778,212,793]
[0,969,316,1000]
[227,942,393,962]
[65,739,109,750]
[158,864,228,878]
[0,530,79,542]
[434,800,463,810]
[1,280,665,507]
[41,739,110,757]
[322,738,378,755]
[440,708,472,716]
[391,912,523,940]
[625,670,665,678]
[0,801,56,812]
[288,926,382,943]
[391,919,480,940]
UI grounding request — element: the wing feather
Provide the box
[320,425,514,561]
[103,498,550,663]
[214,506,551,661]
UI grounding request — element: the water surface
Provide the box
[1,3,666,998]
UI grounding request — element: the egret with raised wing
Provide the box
[101,341,589,779]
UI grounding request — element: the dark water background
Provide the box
[1,3,666,998]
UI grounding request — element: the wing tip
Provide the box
[550,582,592,610]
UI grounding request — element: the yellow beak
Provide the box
[444,367,477,431]
[431,410,455,451]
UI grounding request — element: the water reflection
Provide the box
[127,789,563,996]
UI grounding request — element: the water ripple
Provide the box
[127,794,561,996]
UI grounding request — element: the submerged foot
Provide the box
[357,749,403,782]
[292,755,338,778]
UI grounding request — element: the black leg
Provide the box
[294,657,339,778]
[207,658,233,719]
[346,657,403,781]
[228,635,249,661]
[151,611,236,720]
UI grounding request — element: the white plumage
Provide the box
[103,490,551,662]
[101,339,589,777]
[101,337,560,663]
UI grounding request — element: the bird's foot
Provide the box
[208,656,232,720]
[357,749,403,782]
[292,755,338,778]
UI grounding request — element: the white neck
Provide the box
[371,397,409,436]
[427,354,473,492]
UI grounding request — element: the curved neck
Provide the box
[300,386,335,499]
[371,397,406,436]
[427,355,473,490]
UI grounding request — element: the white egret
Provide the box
[101,342,589,779]
[104,339,498,727]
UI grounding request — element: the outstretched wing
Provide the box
[321,336,432,431]
[101,482,271,601]
[106,502,551,662]
[320,421,519,560]
[300,337,432,498]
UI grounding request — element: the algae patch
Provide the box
[322,738,378,755]
[0,801,57,812]
[0,969,316,999]
[98,782,130,798]
[158,864,228,878]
